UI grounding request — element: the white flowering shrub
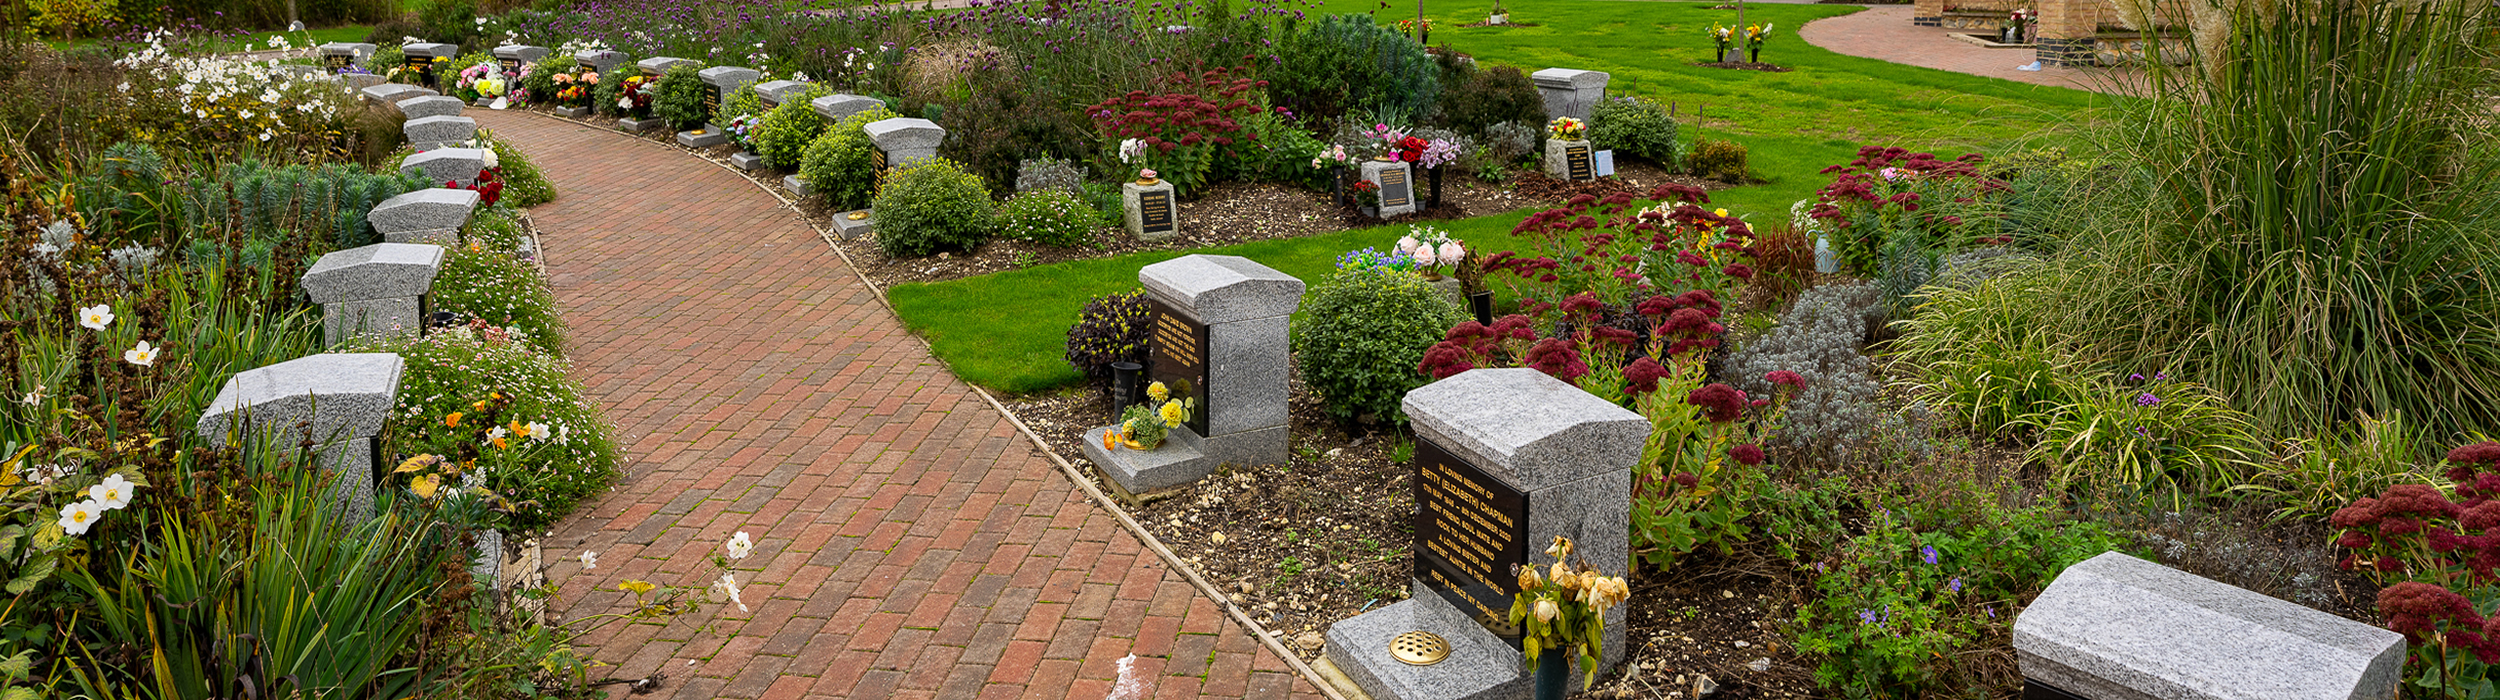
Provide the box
[110,30,366,157]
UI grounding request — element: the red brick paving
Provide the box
[469,111,1322,700]
[1799,4,2136,93]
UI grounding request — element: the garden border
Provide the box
[498,108,1350,698]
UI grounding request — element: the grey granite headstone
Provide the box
[2015,552,2405,700]
[1531,68,1609,121]
[863,117,945,165]
[811,93,883,121]
[698,66,761,94]
[1080,255,1303,494]
[753,79,807,107]
[319,42,376,72]
[368,188,481,244]
[362,83,426,104]
[196,352,405,523]
[575,49,630,74]
[783,174,813,197]
[302,243,445,345]
[403,115,479,151]
[831,210,874,239]
[1363,160,1419,218]
[637,56,697,76]
[1122,179,1179,241]
[403,43,459,88]
[400,148,487,185]
[492,44,550,65]
[395,95,465,120]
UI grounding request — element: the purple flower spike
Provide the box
[2136,392,2160,407]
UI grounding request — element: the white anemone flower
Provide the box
[78,304,114,330]
[708,573,748,611]
[58,500,104,536]
[725,531,754,560]
[123,340,159,366]
[578,551,599,570]
[89,474,137,509]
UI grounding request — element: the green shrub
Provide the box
[1432,62,1544,140]
[592,69,625,117]
[798,106,899,210]
[652,63,706,131]
[1272,14,1441,124]
[1291,266,1466,423]
[464,205,532,253]
[416,0,484,46]
[722,82,763,123]
[996,189,1099,249]
[1065,289,1153,382]
[431,240,566,356]
[519,54,569,105]
[1689,138,1749,182]
[370,45,405,80]
[341,326,621,532]
[870,158,994,258]
[1215,110,1331,189]
[1589,96,1681,168]
[752,85,831,169]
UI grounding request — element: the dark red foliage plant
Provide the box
[1085,65,1266,196]
[2333,442,2500,683]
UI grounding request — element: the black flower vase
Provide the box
[1110,361,1143,417]
[1428,167,1444,209]
[1469,290,1494,325]
[1533,651,1568,700]
[1750,46,1761,63]
[1331,166,1349,206]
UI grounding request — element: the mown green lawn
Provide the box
[896,0,2115,394]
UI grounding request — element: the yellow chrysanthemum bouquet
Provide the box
[1103,381,1196,450]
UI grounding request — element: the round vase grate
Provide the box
[1389,630,1451,666]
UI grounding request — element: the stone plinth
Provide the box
[401,148,487,185]
[783,174,813,197]
[403,43,459,88]
[618,116,666,132]
[361,83,429,104]
[811,93,883,121]
[1082,255,1303,495]
[1544,139,1595,181]
[753,79,808,107]
[197,353,405,522]
[302,243,445,346]
[1121,179,1179,241]
[574,49,629,74]
[1531,68,1609,121]
[318,42,377,72]
[729,152,765,170]
[1325,597,1527,700]
[395,94,465,120]
[404,115,478,151]
[864,117,945,166]
[637,56,697,76]
[492,44,550,65]
[369,188,481,244]
[675,128,727,148]
[1361,159,1419,218]
[831,210,874,239]
[2015,552,2405,700]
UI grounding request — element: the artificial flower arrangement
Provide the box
[1310,143,1355,170]
[1549,116,1588,142]
[1364,124,1432,163]
[724,112,764,152]
[616,74,657,118]
[1708,23,1737,59]
[456,60,499,102]
[1102,381,1194,450]
[1397,226,1467,278]
[553,69,599,109]
[1510,536,1632,690]
[1743,23,1776,62]
[1337,245,1419,274]
[1394,17,1435,38]
[2006,9,2035,41]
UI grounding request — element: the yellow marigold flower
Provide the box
[1147,381,1170,403]
[444,412,463,428]
[1158,400,1186,428]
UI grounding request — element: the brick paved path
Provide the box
[470,111,1319,700]
[1800,4,2136,93]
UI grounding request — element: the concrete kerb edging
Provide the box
[497,106,1348,698]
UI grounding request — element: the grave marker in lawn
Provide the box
[302,243,445,347]
[319,42,376,73]
[197,353,404,523]
[369,188,481,244]
[404,43,459,89]
[1365,159,1419,218]
[1546,140,1595,182]
[492,44,549,74]
[2014,552,2405,700]
[1080,255,1302,498]
[1531,68,1610,121]
[575,49,629,75]
[1123,177,1180,241]
[1322,367,1646,700]
[677,66,760,148]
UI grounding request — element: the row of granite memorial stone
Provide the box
[1091,254,2406,700]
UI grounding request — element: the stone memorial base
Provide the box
[473,97,493,107]
[617,116,665,132]
[1080,422,1289,497]
[1426,276,1464,309]
[1546,139,1595,181]
[1361,159,1419,218]
[729,152,765,170]
[675,127,726,148]
[783,174,813,197]
[832,210,874,239]
[553,106,591,118]
[1324,593,1526,700]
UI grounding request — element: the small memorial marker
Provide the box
[1361,159,1419,217]
[1138,190,1176,237]
[1566,144,1593,180]
[1595,149,1616,178]
[1079,255,1302,495]
[1122,175,1180,241]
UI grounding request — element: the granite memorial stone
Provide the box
[753,79,807,108]
[1545,139,1594,181]
[403,43,459,88]
[636,56,696,77]
[403,115,479,151]
[492,44,549,74]
[196,353,404,523]
[400,148,488,186]
[863,117,945,167]
[575,49,630,75]
[1531,68,1609,121]
[368,188,481,245]
[831,210,875,240]
[1122,178,1179,241]
[302,243,445,346]
[395,94,465,120]
[361,83,428,105]
[676,66,761,147]
[2015,552,2405,700]
[811,93,883,121]
[1079,255,1303,495]
[1363,159,1419,217]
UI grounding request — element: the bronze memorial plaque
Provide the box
[1145,296,1210,437]
[325,53,353,73]
[1566,145,1594,181]
[498,57,523,74]
[406,56,434,86]
[1379,168,1411,209]
[1413,436,1530,636]
[701,84,722,124]
[1139,191,1176,235]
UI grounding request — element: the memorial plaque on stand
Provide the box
[1379,168,1412,209]
[406,56,434,87]
[498,57,523,74]
[326,54,354,72]
[1566,144,1594,181]
[1139,191,1176,236]
[1412,436,1530,638]
[701,84,722,125]
[1144,296,1210,436]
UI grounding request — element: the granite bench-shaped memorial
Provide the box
[676,65,761,148]
[301,243,445,346]
[1531,68,1609,122]
[395,94,465,120]
[401,147,487,186]
[404,115,479,151]
[319,42,377,73]
[2015,551,2404,700]
[369,188,481,244]
[197,352,404,523]
[1322,367,1647,700]
[1081,254,1302,497]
